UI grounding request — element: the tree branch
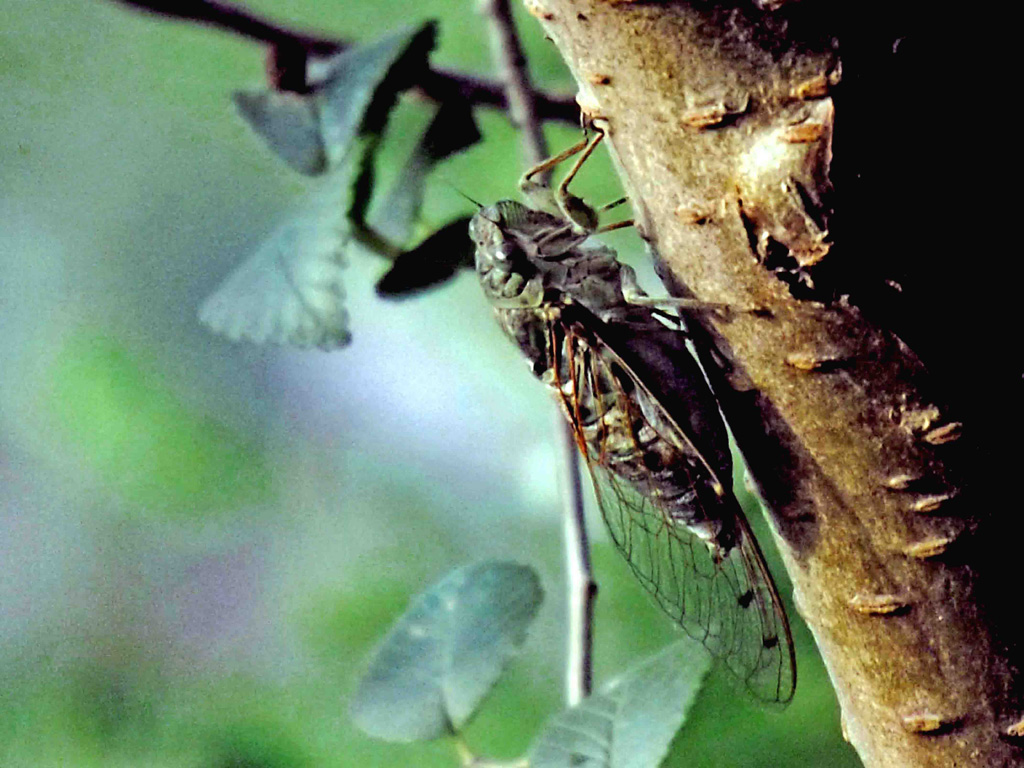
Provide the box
[110,0,579,120]
[524,1,1022,766]
[112,0,340,51]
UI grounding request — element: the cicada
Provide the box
[469,130,795,704]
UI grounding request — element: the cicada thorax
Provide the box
[474,200,740,556]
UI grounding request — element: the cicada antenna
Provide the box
[438,178,484,210]
[454,189,484,209]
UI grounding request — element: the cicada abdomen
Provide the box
[470,181,795,703]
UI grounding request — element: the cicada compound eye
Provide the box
[495,240,517,262]
[467,214,486,243]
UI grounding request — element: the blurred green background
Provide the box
[0,1,861,766]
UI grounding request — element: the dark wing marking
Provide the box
[547,312,796,705]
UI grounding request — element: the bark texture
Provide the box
[525,2,1021,766]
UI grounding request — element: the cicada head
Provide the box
[469,202,523,278]
[471,200,587,270]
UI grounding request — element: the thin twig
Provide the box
[557,416,595,705]
[479,0,549,169]
[110,0,578,121]
[479,0,595,707]
[112,0,340,51]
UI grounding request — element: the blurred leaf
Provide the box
[205,25,447,349]
[368,103,480,248]
[375,216,474,297]
[350,562,543,742]
[198,155,359,350]
[348,132,382,233]
[530,641,710,768]
[233,23,435,174]
[418,101,482,163]
[320,23,436,158]
[233,90,326,176]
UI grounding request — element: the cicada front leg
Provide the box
[551,129,605,233]
[520,127,632,236]
[486,272,546,310]
[519,135,590,207]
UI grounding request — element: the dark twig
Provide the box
[480,0,549,170]
[111,0,578,120]
[112,0,341,52]
[416,68,574,124]
[479,0,594,707]
[556,416,595,705]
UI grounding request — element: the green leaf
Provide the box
[233,22,436,174]
[350,562,543,742]
[232,90,327,176]
[204,25,446,348]
[375,216,474,297]
[318,23,436,166]
[211,24,481,348]
[198,156,358,350]
[368,102,480,248]
[530,641,711,768]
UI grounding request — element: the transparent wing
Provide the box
[553,320,796,704]
[590,461,795,704]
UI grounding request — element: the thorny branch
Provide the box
[111,0,579,119]
[479,0,596,707]
[525,2,1022,766]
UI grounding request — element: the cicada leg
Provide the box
[520,127,630,236]
[520,136,591,197]
[596,197,628,214]
[483,268,547,311]
[533,198,631,253]
[592,197,633,234]
[619,266,769,320]
[552,129,606,232]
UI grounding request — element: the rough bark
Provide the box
[524,2,1022,766]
